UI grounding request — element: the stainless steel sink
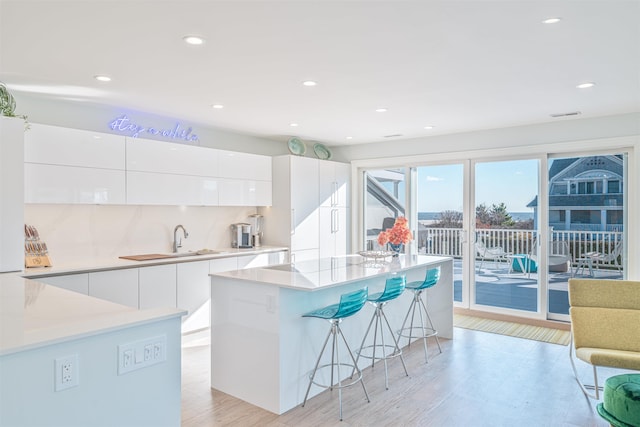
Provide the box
[169,249,229,257]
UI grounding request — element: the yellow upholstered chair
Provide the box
[568,279,640,399]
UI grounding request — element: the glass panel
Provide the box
[547,154,626,318]
[415,164,464,302]
[474,159,539,313]
[364,169,407,250]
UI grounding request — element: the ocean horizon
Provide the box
[418,212,534,221]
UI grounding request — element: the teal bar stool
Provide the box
[354,273,408,390]
[301,287,370,421]
[398,267,442,363]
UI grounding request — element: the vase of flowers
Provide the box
[377,217,413,256]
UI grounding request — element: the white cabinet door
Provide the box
[319,207,350,258]
[237,253,271,269]
[177,260,211,334]
[126,171,218,206]
[25,124,125,170]
[268,250,288,265]
[89,269,139,308]
[126,137,219,177]
[218,179,272,206]
[290,156,319,252]
[0,117,24,272]
[24,163,126,204]
[218,150,271,181]
[139,264,177,309]
[36,274,89,295]
[209,257,238,274]
[319,161,350,208]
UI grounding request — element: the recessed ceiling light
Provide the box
[576,82,595,89]
[542,17,562,24]
[212,104,224,109]
[289,123,299,127]
[183,35,205,45]
[94,75,111,82]
[302,81,317,87]
[423,125,434,130]
[346,136,353,140]
[375,108,388,113]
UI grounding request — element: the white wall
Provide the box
[332,113,640,161]
[24,204,257,265]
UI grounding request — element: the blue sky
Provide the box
[416,159,539,213]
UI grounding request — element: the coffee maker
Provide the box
[231,223,252,248]
[248,214,263,247]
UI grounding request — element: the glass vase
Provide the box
[388,243,404,257]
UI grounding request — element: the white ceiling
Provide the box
[1,1,639,147]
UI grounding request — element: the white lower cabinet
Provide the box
[32,250,288,333]
[139,264,177,309]
[177,260,212,334]
[88,269,139,308]
[35,273,89,295]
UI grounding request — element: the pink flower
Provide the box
[377,217,413,246]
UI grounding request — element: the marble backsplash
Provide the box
[24,204,260,266]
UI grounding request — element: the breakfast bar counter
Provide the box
[209,254,453,414]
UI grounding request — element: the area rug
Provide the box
[454,314,571,346]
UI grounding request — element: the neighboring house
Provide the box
[528,155,624,232]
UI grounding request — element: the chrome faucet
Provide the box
[173,225,189,253]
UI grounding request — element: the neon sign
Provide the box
[108,114,199,142]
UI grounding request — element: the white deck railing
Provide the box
[416,227,623,270]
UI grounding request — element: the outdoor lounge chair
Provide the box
[529,238,573,276]
[568,279,640,399]
[593,240,623,274]
[475,238,508,271]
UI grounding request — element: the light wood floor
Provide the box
[181,328,613,427]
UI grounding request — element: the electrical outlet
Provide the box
[118,335,167,375]
[55,354,79,391]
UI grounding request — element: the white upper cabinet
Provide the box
[126,172,219,206]
[218,178,271,207]
[217,150,271,181]
[24,124,271,207]
[25,123,125,169]
[217,150,272,206]
[24,124,126,204]
[126,137,218,177]
[319,160,350,207]
[25,163,126,204]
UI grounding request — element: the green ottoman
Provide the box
[597,374,640,427]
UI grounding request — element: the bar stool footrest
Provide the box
[308,363,364,390]
[357,344,403,361]
[398,326,438,340]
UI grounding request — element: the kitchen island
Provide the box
[0,273,185,427]
[209,254,453,414]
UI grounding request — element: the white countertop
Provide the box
[21,245,289,278]
[210,254,452,291]
[0,273,185,356]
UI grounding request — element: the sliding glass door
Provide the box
[361,150,628,322]
[472,158,540,314]
[546,153,627,321]
[414,164,466,304]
